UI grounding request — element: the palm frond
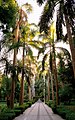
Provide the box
[22,3,33,14]
[37,0,46,5]
[26,46,33,59]
[56,47,71,59]
[37,47,45,59]
[56,1,64,40]
[39,0,55,34]
[8,41,22,52]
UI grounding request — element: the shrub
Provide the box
[0,112,16,120]
[27,101,32,107]
[56,105,75,120]
[46,100,53,107]
[13,109,21,116]
[66,112,75,120]
[0,101,34,120]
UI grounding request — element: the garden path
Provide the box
[13,100,64,120]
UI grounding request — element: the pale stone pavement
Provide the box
[13,100,64,120]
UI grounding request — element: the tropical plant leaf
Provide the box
[56,47,71,59]
[38,0,55,34]
[22,3,33,14]
[8,41,22,52]
[27,46,33,59]
[37,0,46,5]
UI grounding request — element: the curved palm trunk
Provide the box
[65,15,75,83]
[19,47,24,105]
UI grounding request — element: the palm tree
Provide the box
[19,22,41,104]
[15,4,33,105]
[10,3,32,108]
[37,0,75,81]
[37,22,72,105]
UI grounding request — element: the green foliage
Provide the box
[57,51,75,86]
[0,108,16,120]
[56,105,75,120]
[0,101,34,120]
[15,81,20,101]
[59,84,74,104]
[37,0,74,40]
[38,0,54,34]
[35,78,44,99]
[0,0,18,32]
[1,75,11,100]
[46,100,53,107]
[46,100,57,113]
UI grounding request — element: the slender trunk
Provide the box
[51,74,54,101]
[65,15,75,83]
[52,43,59,105]
[10,49,16,109]
[28,84,31,100]
[10,23,19,109]
[19,47,24,105]
[48,73,50,100]
[53,61,59,105]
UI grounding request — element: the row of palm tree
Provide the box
[0,2,39,108]
[37,0,75,79]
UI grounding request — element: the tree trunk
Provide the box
[51,74,54,101]
[10,49,16,109]
[28,84,31,100]
[52,43,59,105]
[65,15,75,83]
[19,47,24,105]
[10,23,19,109]
[48,73,50,100]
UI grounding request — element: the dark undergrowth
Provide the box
[46,100,75,120]
[0,100,34,120]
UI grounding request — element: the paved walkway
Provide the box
[13,100,64,120]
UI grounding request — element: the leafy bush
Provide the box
[56,105,75,120]
[66,112,75,120]
[46,101,75,120]
[0,115,8,120]
[0,112,15,120]
[59,84,74,104]
[46,100,57,113]
[27,101,32,107]
[13,109,21,116]
[0,101,34,120]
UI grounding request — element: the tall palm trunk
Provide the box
[51,73,54,101]
[65,15,75,82]
[19,47,24,105]
[10,49,17,108]
[49,45,54,102]
[10,24,19,109]
[28,84,31,100]
[47,72,50,100]
[52,43,59,105]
